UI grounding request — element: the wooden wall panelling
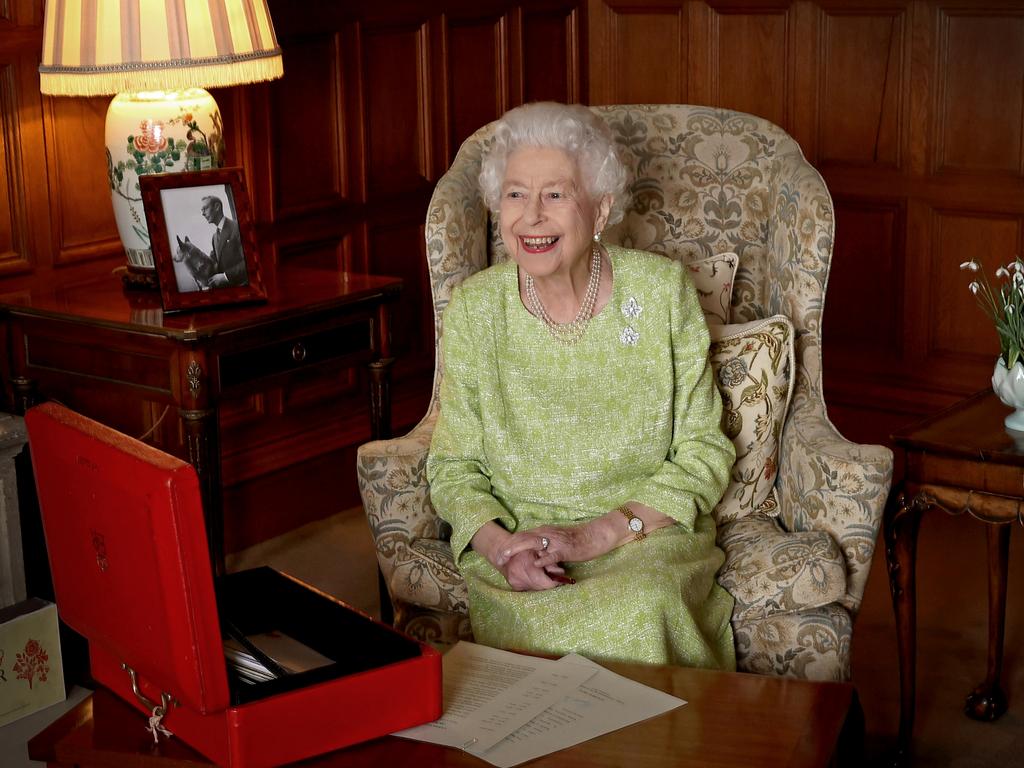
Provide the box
[704,2,793,129]
[41,94,122,265]
[362,20,434,197]
[588,0,688,105]
[269,33,347,218]
[823,197,905,365]
[926,208,1018,366]
[816,3,906,169]
[520,4,582,104]
[0,58,31,275]
[444,11,510,157]
[933,4,1024,176]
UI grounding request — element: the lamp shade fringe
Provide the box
[40,55,283,97]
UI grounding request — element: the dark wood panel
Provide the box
[825,199,904,356]
[363,22,432,196]
[818,8,904,167]
[610,7,686,103]
[711,8,789,127]
[935,9,1024,175]
[928,210,1019,362]
[522,7,579,103]
[42,95,120,263]
[447,16,506,154]
[270,34,346,216]
[367,221,432,372]
[0,62,28,271]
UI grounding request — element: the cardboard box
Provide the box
[25,403,441,767]
[0,598,65,727]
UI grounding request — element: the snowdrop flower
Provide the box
[960,260,980,271]
[997,267,1010,278]
[1009,305,1016,315]
[969,281,980,294]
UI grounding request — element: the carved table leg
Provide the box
[884,487,925,766]
[965,522,1011,720]
[368,357,394,440]
[10,377,37,415]
[181,407,224,577]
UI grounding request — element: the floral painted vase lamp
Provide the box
[38,0,283,288]
[962,258,1024,430]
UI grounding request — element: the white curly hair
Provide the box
[478,102,630,226]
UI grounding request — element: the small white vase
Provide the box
[991,357,1024,430]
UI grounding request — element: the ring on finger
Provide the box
[540,536,550,551]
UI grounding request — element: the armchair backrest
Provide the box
[423,104,834,418]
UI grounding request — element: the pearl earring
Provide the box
[593,232,601,243]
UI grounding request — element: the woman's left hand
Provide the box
[497,519,617,568]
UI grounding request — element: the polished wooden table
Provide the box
[0,265,401,574]
[29,665,856,768]
[885,390,1021,761]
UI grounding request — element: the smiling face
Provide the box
[499,146,610,281]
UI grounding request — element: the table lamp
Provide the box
[38,0,283,288]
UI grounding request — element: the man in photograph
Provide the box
[201,194,247,287]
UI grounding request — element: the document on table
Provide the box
[392,642,686,767]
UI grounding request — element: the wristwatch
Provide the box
[618,506,646,542]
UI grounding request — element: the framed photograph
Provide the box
[140,168,267,313]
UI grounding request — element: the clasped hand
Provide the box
[483,519,617,592]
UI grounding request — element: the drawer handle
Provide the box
[292,342,307,362]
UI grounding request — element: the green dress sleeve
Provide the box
[628,260,735,530]
[427,286,517,562]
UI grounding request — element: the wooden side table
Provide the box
[0,265,401,575]
[885,389,1021,762]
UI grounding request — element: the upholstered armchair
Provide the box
[357,105,893,681]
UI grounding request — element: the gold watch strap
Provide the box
[617,505,646,542]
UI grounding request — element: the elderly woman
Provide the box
[426,102,736,669]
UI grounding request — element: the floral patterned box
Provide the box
[0,598,65,727]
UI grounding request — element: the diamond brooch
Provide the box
[622,296,643,319]
[620,326,640,346]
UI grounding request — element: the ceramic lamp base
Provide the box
[106,89,224,271]
[118,265,160,291]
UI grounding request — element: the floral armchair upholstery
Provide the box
[357,105,893,681]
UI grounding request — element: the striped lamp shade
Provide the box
[39,0,283,96]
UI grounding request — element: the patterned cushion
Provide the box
[710,316,795,524]
[687,252,738,325]
[716,511,847,622]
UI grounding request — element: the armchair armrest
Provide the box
[776,391,893,613]
[357,410,450,600]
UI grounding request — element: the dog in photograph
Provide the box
[174,235,218,290]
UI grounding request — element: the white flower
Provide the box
[1010,262,1023,273]
[1009,305,1016,315]
[960,261,980,271]
[997,267,1010,278]
[970,281,981,294]
[1015,273,1024,288]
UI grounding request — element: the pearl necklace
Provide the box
[525,244,602,345]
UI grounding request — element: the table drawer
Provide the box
[219,319,373,391]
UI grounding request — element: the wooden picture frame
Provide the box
[140,168,267,313]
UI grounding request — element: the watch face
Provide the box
[628,517,644,533]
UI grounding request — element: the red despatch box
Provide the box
[25,402,442,767]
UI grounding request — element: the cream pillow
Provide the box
[686,252,738,325]
[709,315,795,524]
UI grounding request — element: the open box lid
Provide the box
[25,402,231,713]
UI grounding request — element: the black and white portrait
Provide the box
[159,183,251,293]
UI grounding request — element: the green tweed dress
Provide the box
[427,245,736,670]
